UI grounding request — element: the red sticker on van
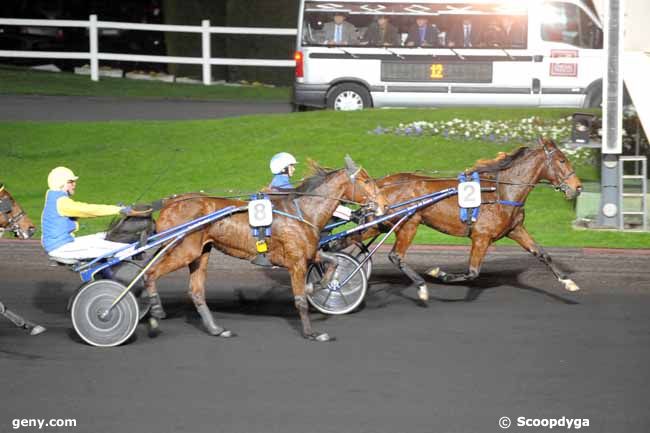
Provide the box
[550,49,579,58]
[550,49,578,76]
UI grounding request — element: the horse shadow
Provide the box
[365,257,580,308]
[155,285,330,338]
[33,280,71,315]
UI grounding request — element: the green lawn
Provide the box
[0,66,290,101]
[2,107,649,248]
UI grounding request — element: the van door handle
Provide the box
[533,55,544,62]
[532,78,541,93]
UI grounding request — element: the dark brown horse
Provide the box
[0,183,44,335]
[348,138,583,299]
[143,157,387,342]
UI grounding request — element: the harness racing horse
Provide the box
[0,183,45,335]
[144,157,387,342]
[0,183,36,239]
[349,138,583,300]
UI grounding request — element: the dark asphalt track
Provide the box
[1,242,649,433]
[0,95,292,121]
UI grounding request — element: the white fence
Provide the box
[0,15,297,85]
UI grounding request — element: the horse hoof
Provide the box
[560,278,580,292]
[427,267,446,279]
[417,284,429,302]
[305,332,334,342]
[148,317,161,338]
[29,325,46,336]
[217,329,236,338]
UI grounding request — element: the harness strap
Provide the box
[273,209,318,230]
[495,200,524,207]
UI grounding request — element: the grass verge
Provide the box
[2,107,648,248]
[0,65,290,101]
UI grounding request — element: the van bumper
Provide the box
[293,83,328,108]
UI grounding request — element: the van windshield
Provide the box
[301,2,528,49]
[540,1,602,49]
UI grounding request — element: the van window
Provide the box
[541,1,602,49]
[301,2,528,49]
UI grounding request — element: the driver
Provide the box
[41,166,133,261]
[268,152,298,190]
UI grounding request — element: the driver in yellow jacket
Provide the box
[41,166,133,261]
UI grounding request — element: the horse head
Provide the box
[0,184,36,239]
[537,138,583,200]
[343,155,387,216]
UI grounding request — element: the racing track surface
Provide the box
[1,242,649,433]
[0,95,292,121]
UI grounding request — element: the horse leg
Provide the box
[290,262,332,342]
[188,248,234,337]
[144,278,166,320]
[143,241,201,333]
[306,251,339,295]
[0,301,46,335]
[428,236,491,283]
[387,218,429,302]
[507,225,580,292]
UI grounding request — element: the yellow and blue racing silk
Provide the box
[41,190,121,252]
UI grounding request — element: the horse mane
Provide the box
[469,146,531,174]
[295,159,341,193]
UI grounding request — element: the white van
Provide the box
[293,0,604,110]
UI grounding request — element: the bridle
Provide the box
[541,141,576,194]
[347,166,382,215]
[0,185,29,238]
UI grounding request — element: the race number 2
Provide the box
[458,181,481,208]
[248,199,273,227]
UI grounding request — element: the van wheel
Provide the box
[584,84,602,108]
[327,83,371,111]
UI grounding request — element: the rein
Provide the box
[165,190,367,207]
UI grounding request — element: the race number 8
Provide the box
[458,181,481,208]
[248,199,273,227]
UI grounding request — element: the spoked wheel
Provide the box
[71,280,139,347]
[341,241,373,280]
[110,261,150,320]
[306,252,367,315]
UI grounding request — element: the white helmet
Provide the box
[270,152,298,175]
[47,166,78,190]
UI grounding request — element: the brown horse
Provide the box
[0,183,44,335]
[0,183,36,239]
[143,157,387,342]
[347,138,583,299]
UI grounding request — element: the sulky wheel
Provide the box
[110,261,150,320]
[342,241,373,280]
[306,252,367,315]
[71,280,139,347]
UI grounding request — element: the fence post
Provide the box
[89,14,99,82]
[202,20,211,85]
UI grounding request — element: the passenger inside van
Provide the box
[498,15,527,48]
[321,11,359,45]
[447,16,481,48]
[362,15,400,46]
[405,16,440,47]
